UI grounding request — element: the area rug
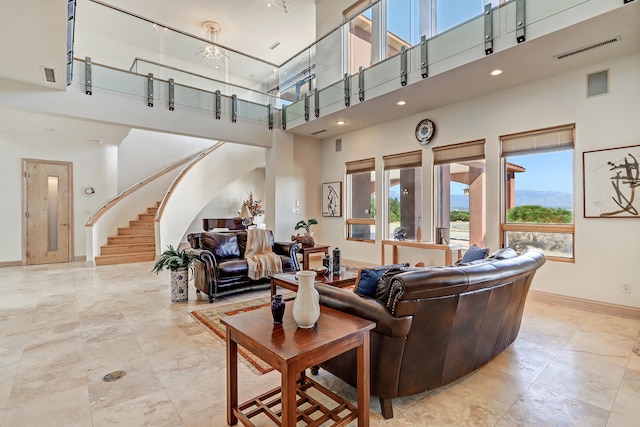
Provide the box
[191,296,274,375]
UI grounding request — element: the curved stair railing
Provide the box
[85,144,221,266]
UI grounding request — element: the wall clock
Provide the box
[415,119,436,145]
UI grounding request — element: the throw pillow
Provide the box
[487,247,518,260]
[375,265,423,305]
[460,244,488,263]
[201,232,241,260]
[354,263,408,298]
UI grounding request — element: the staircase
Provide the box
[94,203,159,266]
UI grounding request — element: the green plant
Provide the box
[151,245,197,274]
[294,218,318,233]
[507,205,572,223]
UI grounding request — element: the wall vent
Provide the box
[311,129,326,135]
[42,67,56,83]
[335,138,342,152]
[554,36,621,60]
[587,70,609,97]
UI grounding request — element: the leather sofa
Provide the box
[187,230,300,302]
[315,248,546,419]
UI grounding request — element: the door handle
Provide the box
[61,222,68,226]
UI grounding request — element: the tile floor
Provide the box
[0,261,639,426]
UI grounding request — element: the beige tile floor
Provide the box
[0,260,639,426]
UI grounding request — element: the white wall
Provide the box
[319,52,640,308]
[118,129,215,192]
[0,135,118,262]
[183,167,266,237]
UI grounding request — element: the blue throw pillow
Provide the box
[354,263,408,297]
[461,244,488,263]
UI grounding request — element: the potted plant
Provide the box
[295,218,318,236]
[152,245,197,302]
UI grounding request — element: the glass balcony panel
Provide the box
[426,13,485,66]
[285,99,305,122]
[364,54,402,92]
[386,0,418,59]
[173,84,218,112]
[280,47,315,104]
[315,29,343,91]
[348,7,374,75]
[237,100,268,123]
[89,64,148,98]
[318,80,346,110]
[506,0,589,33]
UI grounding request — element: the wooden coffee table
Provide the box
[221,305,375,426]
[297,244,330,269]
[270,270,358,298]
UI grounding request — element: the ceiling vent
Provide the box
[554,36,621,60]
[41,66,56,83]
[311,129,326,135]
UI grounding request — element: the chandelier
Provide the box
[197,21,231,65]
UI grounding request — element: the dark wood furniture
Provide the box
[202,217,245,231]
[297,244,330,269]
[221,305,375,426]
[270,271,357,298]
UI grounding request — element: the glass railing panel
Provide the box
[314,29,343,91]
[280,47,315,105]
[237,99,269,124]
[363,54,403,93]
[285,99,305,122]
[506,0,590,34]
[318,80,346,111]
[88,63,149,98]
[172,84,218,112]
[425,13,486,65]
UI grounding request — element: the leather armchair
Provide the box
[187,230,300,302]
[316,249,546,418]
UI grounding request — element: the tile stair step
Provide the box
[95,252,156,266]
[100,243,156,255]
[118,228,154,236]
[108,235,155,245]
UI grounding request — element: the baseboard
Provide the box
[0,260,22,267]
[528,290,640,320]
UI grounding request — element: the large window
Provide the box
[433,140,486,247]
[384,151,422,240]
[346,158,376,241]
[501,125,575,261]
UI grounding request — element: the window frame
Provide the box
[346,158,376,243]
[383,150,423,241]
[500,125,576,263]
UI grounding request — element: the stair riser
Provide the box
[95,253,156,266]
[108,236,155,245]
[100,245,155,255]
[138,214,155,221]
[129,220,154,228]
[118,228,154,236]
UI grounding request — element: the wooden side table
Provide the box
[221,305,375,426]
[381,239,463,266]
[297,244,330,269]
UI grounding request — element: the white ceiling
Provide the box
[0,0,638,144]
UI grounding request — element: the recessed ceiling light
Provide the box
[335,120,346,125]
[396,100,406,106]
[489,69,503,76]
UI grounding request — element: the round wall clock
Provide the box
[415,119,436,145]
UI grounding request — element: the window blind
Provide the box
[433,140,485,165]
[382,150,422,170]
[346,158,375,174]
[501,125,574,157]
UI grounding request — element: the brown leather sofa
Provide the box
[315,248,546,419]
[187,230,300,302]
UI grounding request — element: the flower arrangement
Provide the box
[242,192,265,216]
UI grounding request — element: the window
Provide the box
[346,158,375,241]
[433,140,486,247]
[384,151,422,240]
[501,125,575,261]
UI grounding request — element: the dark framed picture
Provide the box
[322,182,342,217]
[583,144,640,218]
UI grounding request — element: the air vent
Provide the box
[587,70,609,97]
[311,129,326,135]
[269,42,280,50]
[554,36,621,60]
[42,67,56,83]
[335,138,342,152]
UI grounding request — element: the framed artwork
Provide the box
[322,182,342,217]
[583,144,639,218]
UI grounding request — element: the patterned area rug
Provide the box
[191,296,275,375]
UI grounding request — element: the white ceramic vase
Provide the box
[292,270,320,328]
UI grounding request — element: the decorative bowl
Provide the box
[311,266,328,275]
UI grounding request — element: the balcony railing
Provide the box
[72,0,596,131]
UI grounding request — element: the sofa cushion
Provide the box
[460,244,488,264]
[354,263,408,298]
[217,259,248,277]
[376,266,423,305]
[201,233,241,260]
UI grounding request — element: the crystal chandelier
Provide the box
[198,21,231,65]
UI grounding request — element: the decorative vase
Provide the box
[292,271,320,328]
[332,247,341,274]
[271,294,286,324]
[170,267,189,302]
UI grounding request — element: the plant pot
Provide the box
[170,267,189,302]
